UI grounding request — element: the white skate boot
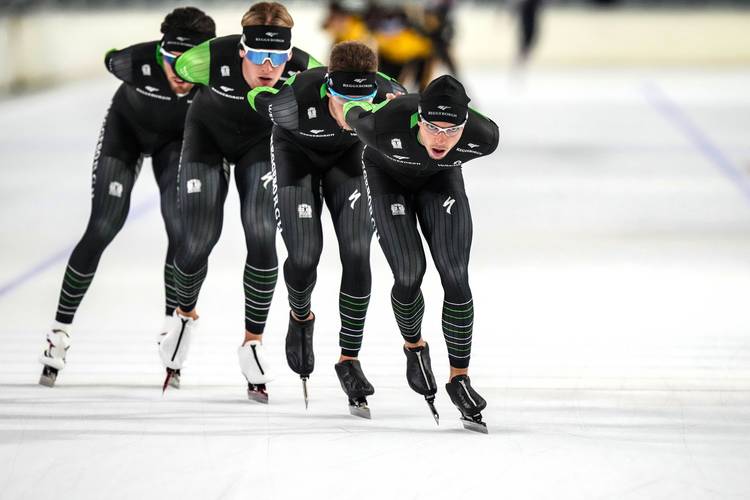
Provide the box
[156,315,176,345]
[158,312,198,391]
[39,322,72,387]
[238,340,273,403]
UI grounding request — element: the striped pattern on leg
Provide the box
[55,265,95,324]
[174,263,207,313]
[244,263,278,333]
[339,292,370,357]
[391,290,425,344]
[286,281,314,320]
[442,297,473,369]
[164,263,177,316]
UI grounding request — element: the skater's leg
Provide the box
[172,117,229,318]
[235,144,278,342]
[272,131,321,390]
[272,133,323,321]
[42,106,141,385]
[151,140,182,318]
[367,167,427,346]
[54,108,142,326]
[323,166,374,361]
[234,144,278,401]
[366,165,437,419]
[416,169,474,376]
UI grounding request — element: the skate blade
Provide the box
[301,377,309,409]
[247,390,269,404]
[426,399,439,425]
[39,374,56,387]
[349,405,371,419]
[162,368,181,393]
[460,417,488,434]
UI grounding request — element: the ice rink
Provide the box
[1,68,750,499]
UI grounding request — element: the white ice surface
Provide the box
[1,69,750,500]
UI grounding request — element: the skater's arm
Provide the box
[247,79,299,130]
[343,100,384,148]
[174,40,211,86]
[468,107,500,156]
[104,46,136,84]
[376,71,407,99]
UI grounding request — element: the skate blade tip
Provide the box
[461,420,488,434]
[38,377,55,387]
[247,393,269,404]
[349,407,371,419]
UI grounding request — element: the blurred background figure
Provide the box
[322,0,458,91]
[515,0,543,66]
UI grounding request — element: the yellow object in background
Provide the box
[374,29,433,64]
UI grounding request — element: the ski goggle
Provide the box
[327,86,377,102]
[160,47,179,67]
[418,109,468,137]
[240,41,292,67]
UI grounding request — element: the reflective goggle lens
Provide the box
[160,47,178,66]
[327,86,377,102]
[245,50,291,67]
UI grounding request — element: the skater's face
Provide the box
[418,118,466,160]
[240,48,289,89]
[161,49,193,96]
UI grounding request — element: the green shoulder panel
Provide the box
[284,72,298,87]
[468,106,488,119]
[343,100,373,119]
[175,40,211,86]
[376,71,394,81]
[247,86,279,111]
[371,98,392,113]
[307,54,323,69]
[155,42,163,69]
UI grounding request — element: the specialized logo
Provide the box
[468,143,480,148]
[393,155,410,160]
[187,179,202,194]
[220,85,234,92]
[391,138,402,149]
[141,64,151,76]
[145,85,159,93]
[298,203,312,219]
[108,181,123,198]
[349,189,361,209]
[265,32,278,37]
[261,171,274,190]
[391,203,406,216]
[437,105,451,111]
[443,196,456,215]
[176,36,190,42]
[354,78,367,83]
[309,129,325,134]
[307,107,317,119]
[221,65,230,77]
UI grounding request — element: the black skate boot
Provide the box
[285,312,315,408]
[404,343,439,424]
[445,375,488,434]
[335,359,375,419]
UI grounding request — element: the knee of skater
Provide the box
[441,268,471,297]
[84,217,123,247]
[286,250,321,277]
[393,268,425,295]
